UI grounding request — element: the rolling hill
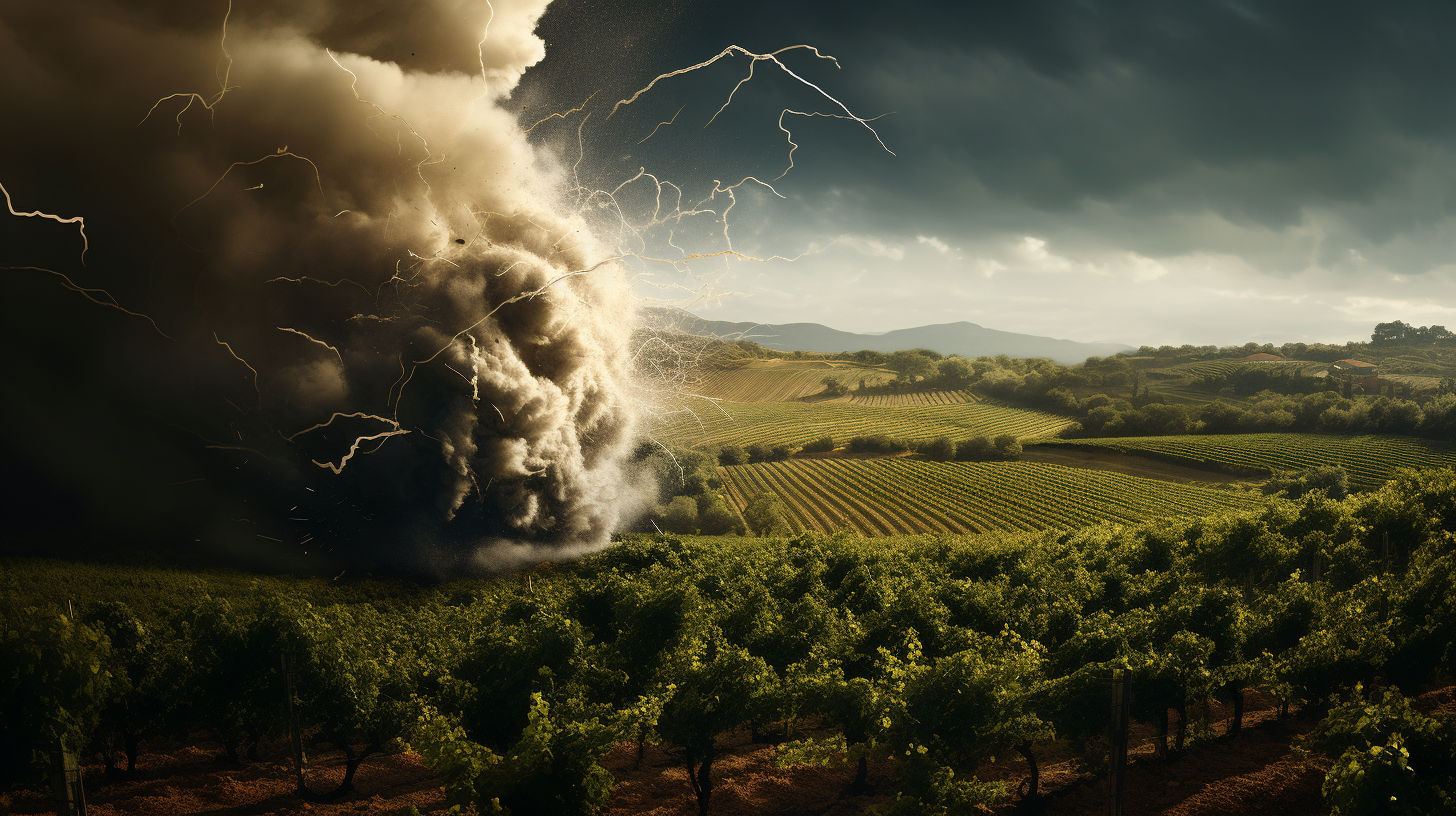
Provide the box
[643,307,1132,364]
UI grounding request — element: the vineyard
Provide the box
[846,389,978,407]
[1046,433,1456,486]
[688,360,894,403]
[4,468,1455,816]
[718,458,1262,535]
[653,399,1074,449]
[1146,359,1330,380]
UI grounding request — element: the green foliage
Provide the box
[1307,686,1456,816]
[662,495,700,534]
[1,466,1454,814]
[921,436,955,462]
[743,491,792,536]
[0,610,112,787]
[800,435,837,453]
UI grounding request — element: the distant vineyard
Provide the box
[1147,359,1329,379]
[1147,386,1221,405]
[847,389,978,407]
[719,459,1261,535]
[654,399,1074,449]
[689,361,895,402]
[1046,433,1456,486]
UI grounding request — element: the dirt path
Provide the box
[1021,445,1266,485]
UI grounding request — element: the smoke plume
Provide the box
[0,0,640,573]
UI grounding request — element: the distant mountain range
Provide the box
[643,308,1133,365]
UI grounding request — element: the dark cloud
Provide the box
[519,0,1456,241]
[507,0,1454,341]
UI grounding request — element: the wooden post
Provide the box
[281,652,306,792]
[49,749,86,816]
[1109,667,1130,816]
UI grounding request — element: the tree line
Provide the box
[4,467,1454,815]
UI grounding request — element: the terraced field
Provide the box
[847,390,978,407]
[1045,433,1456,486]
[655,399,1074,449]
[719,459,1261,535]
[690,361,895,402]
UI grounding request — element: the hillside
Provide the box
[652,398,1074,449]
[643,307,1133,364]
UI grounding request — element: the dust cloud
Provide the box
[0,0,643,574]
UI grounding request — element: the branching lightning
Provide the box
[277,326,344,364]
[2,181,89,264]
[609,44,894,156]
[138,0,238,133]
[4,266,171,339]
[523,91,599,135]
[637,105,684,145]
[213,332,260,405]
[174,152,327,231]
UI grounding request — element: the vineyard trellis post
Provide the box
[1109,666,1130,816]
[281,651,306,793]
[49,748,86,816]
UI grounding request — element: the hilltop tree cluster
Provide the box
[1064,392,1456,440]
[1371,321,1454,346]
[4,469,1455,815]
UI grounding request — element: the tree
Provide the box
[888,350,938,384]
[697,496,743,536]
[992,435,1022,459]
[936,357,975,389]
[744,492,791,536]
[922,437,955,462]
[718,445,748,466]
[663,496,699,534]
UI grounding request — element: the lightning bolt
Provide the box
[277,326,344,364]
[2,181,89,264]
[608,44,894,156]
[4,266,171,338]
[213,332,260,406]
[138,0,238,133]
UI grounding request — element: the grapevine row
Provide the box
[718,459,1261,536]
[1047,433,1456,486]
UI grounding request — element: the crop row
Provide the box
[690,363,893,403]
[1046,433,1456,486]
[718,458,1261,536]
[653,399,1074,449]
[847,389,978,407]
[1149,359,1328,379]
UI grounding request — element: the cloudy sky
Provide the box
[514,0,1456,346]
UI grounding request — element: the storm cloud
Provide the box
[516,0,1456,343]
[0,0,640,573]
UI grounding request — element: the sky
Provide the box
[513,0,1456,346]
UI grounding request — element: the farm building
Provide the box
[1242,352,1282,361]
[1330,359,1378,376]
